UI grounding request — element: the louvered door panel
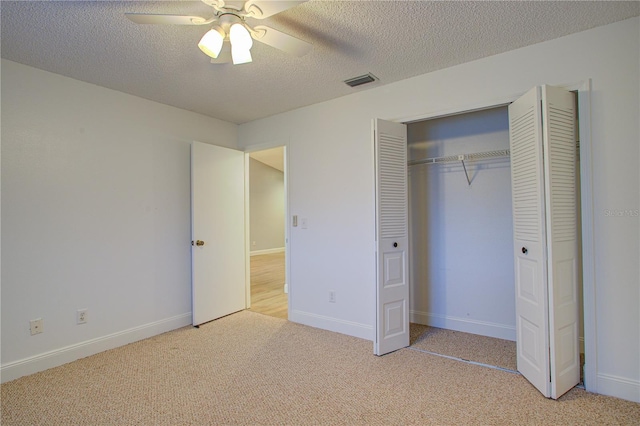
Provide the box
[379,133,408,239]
[511,104,543,243]
[541,85,580,399]
[546,102,577,243]
[509,86,551,397]
[374,119,409,356]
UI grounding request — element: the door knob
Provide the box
[196,240,205,246]
[522,247,528,254]
[393,242,398,248]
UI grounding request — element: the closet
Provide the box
[407,106,516,341]
[396,85,584,399]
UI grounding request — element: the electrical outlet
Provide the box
[77,309,88,324]
[329,290,336,303]
[30,318,43,335]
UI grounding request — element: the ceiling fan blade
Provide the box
[252,25,311,57]
[201,0,227,10]
[243,1,307,19]
[125,13,209,25]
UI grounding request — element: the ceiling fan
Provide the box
[125,0,312,65]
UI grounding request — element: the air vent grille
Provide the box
[344,73,377,88]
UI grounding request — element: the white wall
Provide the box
[249,158,285,253]
[408,108,515,340]
[239,18,640,402]
[1,60,238,381]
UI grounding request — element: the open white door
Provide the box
[191,141,246,326]
[509,86,579,399]
[374,119,410,356]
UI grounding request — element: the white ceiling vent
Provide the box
[344,73,377,88]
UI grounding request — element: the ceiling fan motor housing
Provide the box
[217,12,246,33]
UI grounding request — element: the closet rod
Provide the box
[407,149,510,167]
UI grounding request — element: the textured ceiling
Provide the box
[2,1,639,124]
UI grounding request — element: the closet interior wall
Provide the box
[407,107,516,341]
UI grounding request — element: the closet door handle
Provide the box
[521,247,528,254]
[393,242,398,248]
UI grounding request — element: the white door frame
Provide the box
[244,142,291,314]
[394,79,595,393]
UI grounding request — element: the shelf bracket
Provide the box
[459,155,471,186]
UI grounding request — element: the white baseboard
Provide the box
[250,247,285,256]
[1,313,192,384]
[596,373,640,403]
[289,310,373,341]
[410,310,516,341]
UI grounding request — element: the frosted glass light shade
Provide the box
[198,27,224,58]
[229,23,253,50]
[231,47,252,64]
[229,23,253,64]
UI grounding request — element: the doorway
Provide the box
[247,147,288,320]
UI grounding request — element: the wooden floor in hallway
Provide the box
[249,252,287,320]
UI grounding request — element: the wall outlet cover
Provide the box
[30,318,43,335]
[77,309,88,324]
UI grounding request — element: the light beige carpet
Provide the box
[2,311,639,425]
[410,323,517,371]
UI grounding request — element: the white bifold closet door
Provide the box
[373,119,410,356]
[509,85,580,399]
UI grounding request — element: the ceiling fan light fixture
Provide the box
[127,1,312,65]
[198,27,225,58]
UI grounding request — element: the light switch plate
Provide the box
[30,318,43,335]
